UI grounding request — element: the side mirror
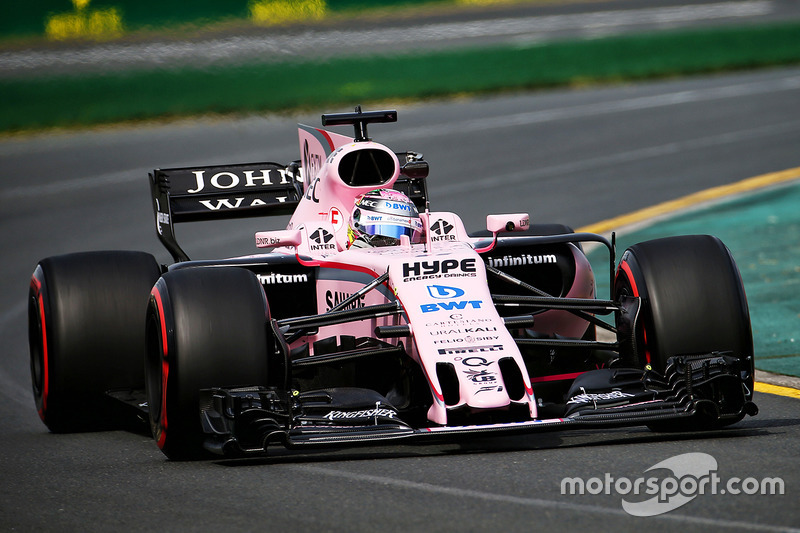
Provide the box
[255,230,303,249]
[400,160,429,179]
[486,214,530,234]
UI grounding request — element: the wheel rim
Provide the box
[28,294,45,398]
[145,306,165,432]
[615,261,652,368]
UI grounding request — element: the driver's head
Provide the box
[348,189,424,247]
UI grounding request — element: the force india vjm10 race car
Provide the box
[29,108,758,460]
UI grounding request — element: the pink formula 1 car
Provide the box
[29,108,757,460]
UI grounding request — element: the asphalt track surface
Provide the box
[1,66,800,531]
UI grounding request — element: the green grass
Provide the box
[0,0,458,40]
[3,22,800,132]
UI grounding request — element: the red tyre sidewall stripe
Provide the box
[618,261,639,297]
[150,287,169,450]
[30,275,49,419]
[618,260,651,365]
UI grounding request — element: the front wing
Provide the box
[198,353,757,457]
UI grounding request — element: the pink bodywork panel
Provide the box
[252,125,597,424]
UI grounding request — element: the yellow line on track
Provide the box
[755,382,800,399]
[576,166,800,399]
[577,166,800,235]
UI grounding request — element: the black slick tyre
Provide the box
[146,267,271,460]
[29,251,161,432]
[614,235,754,429]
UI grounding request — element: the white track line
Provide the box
[294,464,798,531]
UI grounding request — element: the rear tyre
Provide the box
[614,235,754,429]
[146,267,271,460]
[29,251,161,432]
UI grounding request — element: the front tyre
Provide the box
[614,235,754,429]
[146,267,271,460]
[29,251,161,432]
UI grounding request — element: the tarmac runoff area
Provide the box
[581,166,800,396]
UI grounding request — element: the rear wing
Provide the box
[149,162,303,262]
[151,110,429,262]
[149,156,427,262]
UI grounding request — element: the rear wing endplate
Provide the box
[149,162,302,262]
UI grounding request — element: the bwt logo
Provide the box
[421,300,483,313]
[427,285,465,299]
[389,202,413,212]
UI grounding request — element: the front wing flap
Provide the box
[199,353,757,457]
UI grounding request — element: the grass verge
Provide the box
[2,22,800,132]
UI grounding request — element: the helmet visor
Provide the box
[357,219,424,246]
[359,223,417,241]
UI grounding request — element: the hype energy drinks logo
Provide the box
[560,453,784,516]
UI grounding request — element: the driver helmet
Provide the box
[348,189,424,247]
